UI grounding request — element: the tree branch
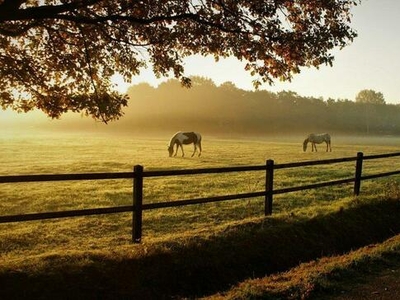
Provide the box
[0,0,101,21]
[0,2,246,36]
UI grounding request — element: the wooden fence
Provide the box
[1,151,400,243]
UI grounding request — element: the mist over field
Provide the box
[2,78,400,141]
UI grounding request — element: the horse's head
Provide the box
[168,145,174,157]
[303,139,309,152]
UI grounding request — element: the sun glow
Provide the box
[111,74,132,94]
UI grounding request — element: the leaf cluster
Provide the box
[0,0,359,122]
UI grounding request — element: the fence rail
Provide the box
[1,151,400,243]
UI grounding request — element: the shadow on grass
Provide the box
[1,198,400,299]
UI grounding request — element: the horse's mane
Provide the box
[168,131,181,147]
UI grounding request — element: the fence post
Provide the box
[265,159,274,215]
[354,152,364,196]
[133,165,143,243]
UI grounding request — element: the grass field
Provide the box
[1,133,400,250]
[1,132,400,299]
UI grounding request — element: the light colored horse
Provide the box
[168,131,202,157]
[303,133,332,152]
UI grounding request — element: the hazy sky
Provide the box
[114,0,400,104]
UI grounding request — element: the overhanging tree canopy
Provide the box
[0,0,359,123]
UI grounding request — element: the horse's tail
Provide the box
[327,134,332,151]
[197,133,202,142]
[324,133,331,145]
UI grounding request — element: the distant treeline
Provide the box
[119,77,400,137]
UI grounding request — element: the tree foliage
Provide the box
[122,79,400,136]
[1,0,359,122]
[355,89,385,105]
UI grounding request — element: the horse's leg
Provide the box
[174,143,183,157]
[191,143,196,157]
[180,144,185,157]
[198,141,202,157]
[326,141,331,152]
[314,143,318,152]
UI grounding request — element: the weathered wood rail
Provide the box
[1,151,400,243]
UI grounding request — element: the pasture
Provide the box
[2,132,400,299]
[1,132,400,262]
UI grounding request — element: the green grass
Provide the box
[1,132,400,299]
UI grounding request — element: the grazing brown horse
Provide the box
[168,131,202,157]
[303,133,332,152]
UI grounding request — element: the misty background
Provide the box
[4,77,400,139]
